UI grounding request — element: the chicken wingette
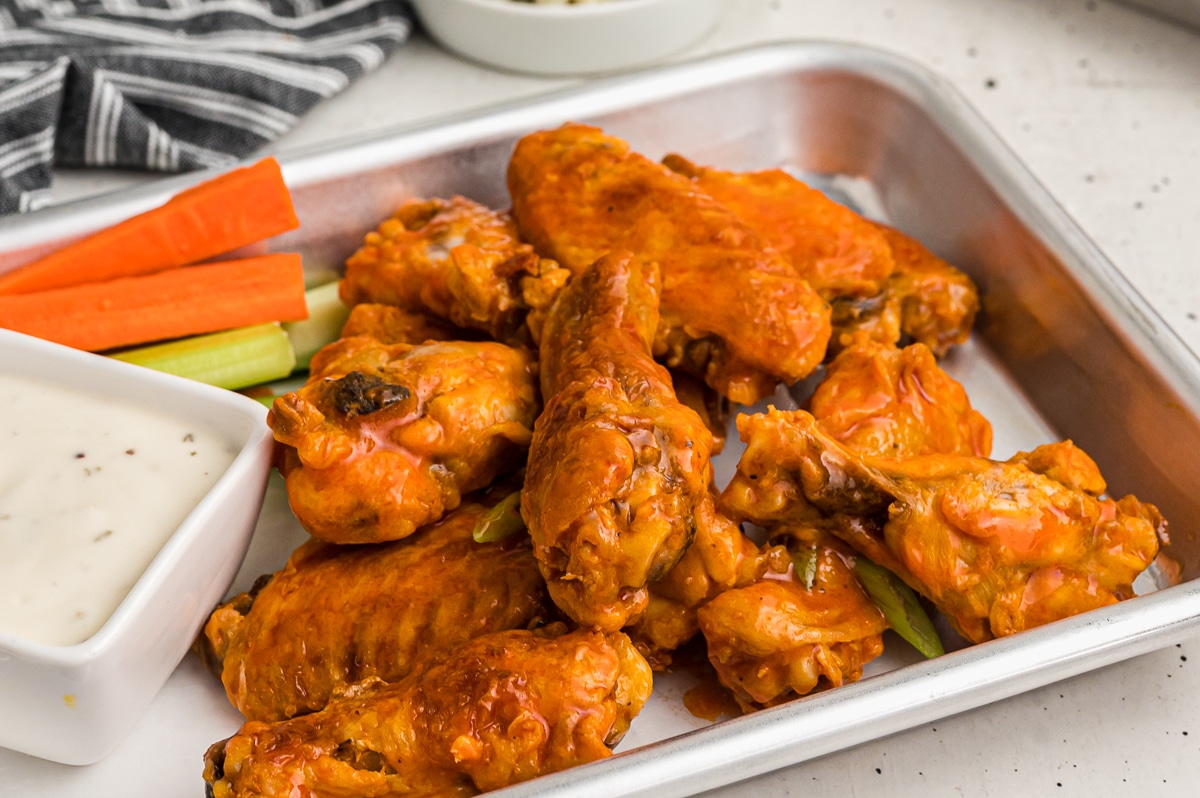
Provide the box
[198,501,548,722]
[203,628,653,798]
[658,154,977,356]
[662,154,895,301]
[508,123,831,404]
[341,196,569,343]
[721,408,1167,643]
[808,332,992,459]
[697,528,888,710]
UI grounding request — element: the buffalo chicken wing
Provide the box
[341,196,569,343]
[698,529,887,710]
[203,628,653,798]
[199,502,548,722]
[508,123,831,404]
[522,251,713,631]
[662,155,895,301]
[270,336,538,544]
[808,332,992,459]
[722,408,1167,643]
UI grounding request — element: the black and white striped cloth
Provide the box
[0,0,413,215]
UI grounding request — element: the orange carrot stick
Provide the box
[0,158,299,296]
[0,253,308,352]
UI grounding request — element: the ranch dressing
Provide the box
[0,373,237,646]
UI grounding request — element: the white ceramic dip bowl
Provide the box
[0,329,274,765]
[410,0,727,76]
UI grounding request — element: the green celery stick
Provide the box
[788,543,819,590]
[282,280,350,370]
[111,323,295,390]
[852,556,945,659]
[473,491,525,543]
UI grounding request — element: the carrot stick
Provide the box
[0,158,299,296]
[0,254,308,352]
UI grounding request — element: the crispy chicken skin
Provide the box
[698,530,887,710]
[203,628,653,798]
[809,333,993,459]
[626,496,767,667]
[721,408,1167,643]
[876,223,980,355]
[341,196,569,342]
[661,155,895,300]
[200,502,548,723]
[831,223,980,355]
[340,303,465,344]
[508,123,831,404]
[671,370,731,456]
[270,336,538,544]
[523,251,714,632]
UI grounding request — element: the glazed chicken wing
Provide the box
[523,251,714,631]
[809,332,993,458]
[199,502,548,722]
[662,155,895,300]
[341,196,569,343]
[721,408,1167,643]
[270,336,538,543]
[626,496,766,667]
[203,628,653,798]
[671,370,732,455]
[832,223,979,355]
[697,529,887,710]
[508,123,831,404]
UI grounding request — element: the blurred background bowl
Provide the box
[409,0,727,76]
[0,330,274,765]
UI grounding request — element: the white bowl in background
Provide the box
[0,330,274,765]
[409,0,727,76]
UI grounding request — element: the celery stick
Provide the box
[473,491,525,542]
[788,543,819,590]
[282,280,349,370]
[852,556,945,659]
[111,323,296,390]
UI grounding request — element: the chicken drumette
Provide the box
[508,124,831,404]
[722,408,1167,643]
[270,335,538,544]
[198,501,548,722]
[522,251,714,632]
[203,628,653,798]
[341,196,569,343]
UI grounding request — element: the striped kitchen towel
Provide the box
[0,0,413,214]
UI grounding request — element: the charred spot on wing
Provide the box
[330,371,412,417]
[333,739,396,774]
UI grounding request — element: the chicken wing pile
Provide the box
[199,122,1170,796]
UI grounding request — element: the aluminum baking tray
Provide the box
[2,41,1200,798]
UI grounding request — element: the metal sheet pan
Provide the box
[2,42,1200,797]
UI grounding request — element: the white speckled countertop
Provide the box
[45,1,1200,795]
